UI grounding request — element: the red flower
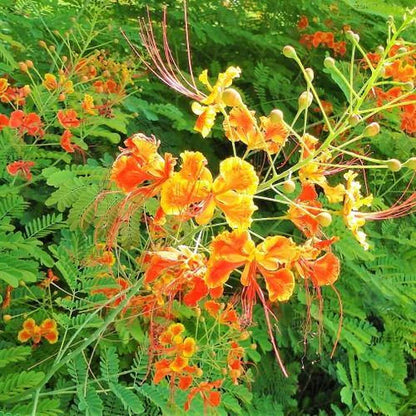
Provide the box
[57,109,80,129]
[0,114,9,131]
[9,110,44,137]
[7,160,35,181]
[297,15,309,31]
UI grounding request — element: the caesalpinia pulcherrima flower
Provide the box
[7,160,35,181]
[18,318,58,345]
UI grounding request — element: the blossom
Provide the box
[384,60,416,82]
[91,277,130,308]
[7,160,35,181]
[143,245,209,306]
[60,130,75,153]
[161,154,258,229]
[9,110,44,137]
[0,78,9,95]
[57,109,80,129]
[205,230,298,303]
[81,94,96,115]
[297,15,309,31]
[1,85,31,106]
[0,114,9,131]
[191,66,241,137]
[184,380,223,412]
[43,73,74,94]
[111,133,175,194]
[342,171,373,250]
[18,318,58,344]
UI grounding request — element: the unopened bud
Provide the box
[269,109,284,123]
[195,368,203,377]
[49,45,56,52]
[404,157,416,170]
[376,46,385,54]
[240,331,251,341]
[39,40,47,48]
[282,179,296,194]
[397,47,407,55]
[298,91,313,110]
[58,93,66,101]
[53,30,59,36]
[25,60,34,69]
[113,38,119,44]
[305,68,314,82]
[3,314,12,322]
[316,212,332,227]
[283,45,297,59]
[250,343,257,350]
[62,56,68,63]
[348,114,362,126]
[102,70,111,78]
[403,81,414,91]
[222,88,242,107]
[386,159,402,172]
[363,122,380,137]
[324,57,336,68]
[346,30,360,43]
[19,62,28,72]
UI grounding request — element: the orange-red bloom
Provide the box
[205,230,298,303]
[7,160,35,181]
[184,380,223,412]
[9,110,44,137]
[111,133,175,194]
[18,318,58,345]
[57,109,81,129]
[0,113,9,131]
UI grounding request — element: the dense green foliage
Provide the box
[0,1,415,415]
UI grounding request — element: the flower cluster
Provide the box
[18,318,58,345]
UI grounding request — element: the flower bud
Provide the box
[363,122,380,137]
[3,314,12,322]
[58,93,66,102]
[195,368,203,377]
[250,343,257,350]
[298,91,313,110]
[348,114,362,126]
[113,38,119,44]
[269,109,284,123]
[316,212,332,227]
[397,47,407,55]
[39,40,47,48]
[403,81,414,91]
[305,68,314,82]
[282,179,296,194]
[404,157,416,170]
[25,60,34,69]
[324,57,336,69]
[346,30,360,43]
[222,88,242,107]
[53,30,59,36]
[283,45,297,59]
[376,46,385,54]
[240,331,251,341]
[62,56,68,63]
[386,159,402,172]
[49,45,56,52]
[19,62,28,72]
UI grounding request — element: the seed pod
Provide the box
[222,88,242,107]
[363,122,380,137]
[283,45,297,59]
[386,159,402,172]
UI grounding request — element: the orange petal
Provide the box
[17,329,32,343]
[310,252,340,286]
[261,268,295,302]
[256,236,299,270]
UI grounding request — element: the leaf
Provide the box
[110,382,145,414]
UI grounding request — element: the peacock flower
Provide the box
[143,245,209,307]
[205,230,298,303]
[204,300,240,329]
[0,78,9,95]
[161,155,258,229]
[9,110,44,137]
[192,66,241,137]
[184,380,223,412]
[43,73,58,90]
[342,171,373,250]
[111,133,175,194]
[18,318,58,345]
[81,94,97,115]
[57,109,80,129]
[7,160,35,181]
[0,113,9,131]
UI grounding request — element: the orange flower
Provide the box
[0,78,9,95]
[57,109,80,129]
[227,341,245,384]
[161,155,258,229]
[60,130,75,153]
[43,73,58,90]
[81,94,96,115]
[297,15,309,31]
[91,277,130,307]
[384,60,416,82]
[184,380,223,412]
[18,318,58,345]
[191,66,241,137]
[111,133,175,194]
[205,230,297,303]
[7,160,35,181]
[39,269,59,289]
[143,246,209,307]
[288,184,322,237]
[204,300,240,329]
[0,113,9,131]
[9,110,44,137]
